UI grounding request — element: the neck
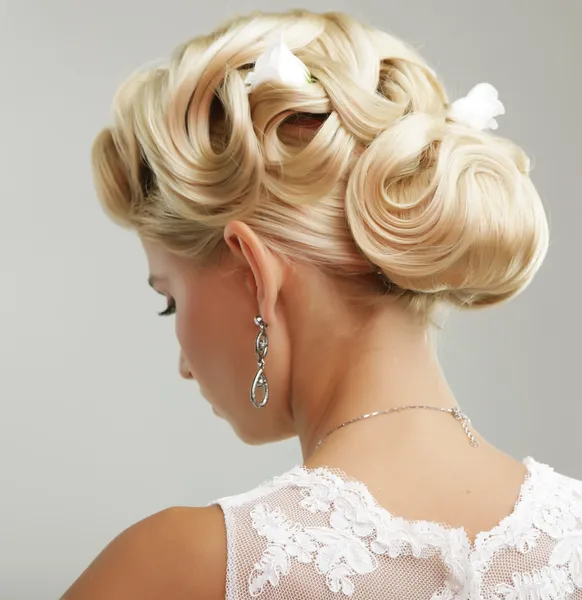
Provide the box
[286,295,462,462]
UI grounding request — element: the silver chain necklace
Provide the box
[314,405,479,450]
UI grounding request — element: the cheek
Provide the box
[174,284,252,403]
[174,297,214,382]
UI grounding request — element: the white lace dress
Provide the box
[210,457,582,599]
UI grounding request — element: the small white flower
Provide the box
[285,531,318,563]
[299,482,338,513]
[330,492,375,537]
[244,33,312,93]
[448,82,505,131]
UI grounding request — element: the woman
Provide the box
[63,9,582,600]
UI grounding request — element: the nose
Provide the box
[179,350,194,380]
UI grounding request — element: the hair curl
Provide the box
[91,9,549,316]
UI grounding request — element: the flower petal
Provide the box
[245,33,311,93]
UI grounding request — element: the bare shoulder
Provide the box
[61,505,226,600]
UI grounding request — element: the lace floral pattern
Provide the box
[495,566,575,599]
[249,502,378,597]
[238,458,582,598]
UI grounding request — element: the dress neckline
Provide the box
[283,456,545,554]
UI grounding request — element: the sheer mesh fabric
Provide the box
[212,458,582,599]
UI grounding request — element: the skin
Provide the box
[62,220,528,599]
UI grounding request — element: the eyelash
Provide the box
[158,298,176,317]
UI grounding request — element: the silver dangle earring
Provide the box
[250,316,269,408]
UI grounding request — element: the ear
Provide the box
[223,221,283,325]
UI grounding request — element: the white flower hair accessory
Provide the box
[244,33,313,93]
[447,83,505,131]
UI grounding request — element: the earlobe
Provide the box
[223,221,281,324]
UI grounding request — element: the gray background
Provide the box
[0,0,580,598]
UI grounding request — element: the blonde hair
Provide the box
[91,9,549,316]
